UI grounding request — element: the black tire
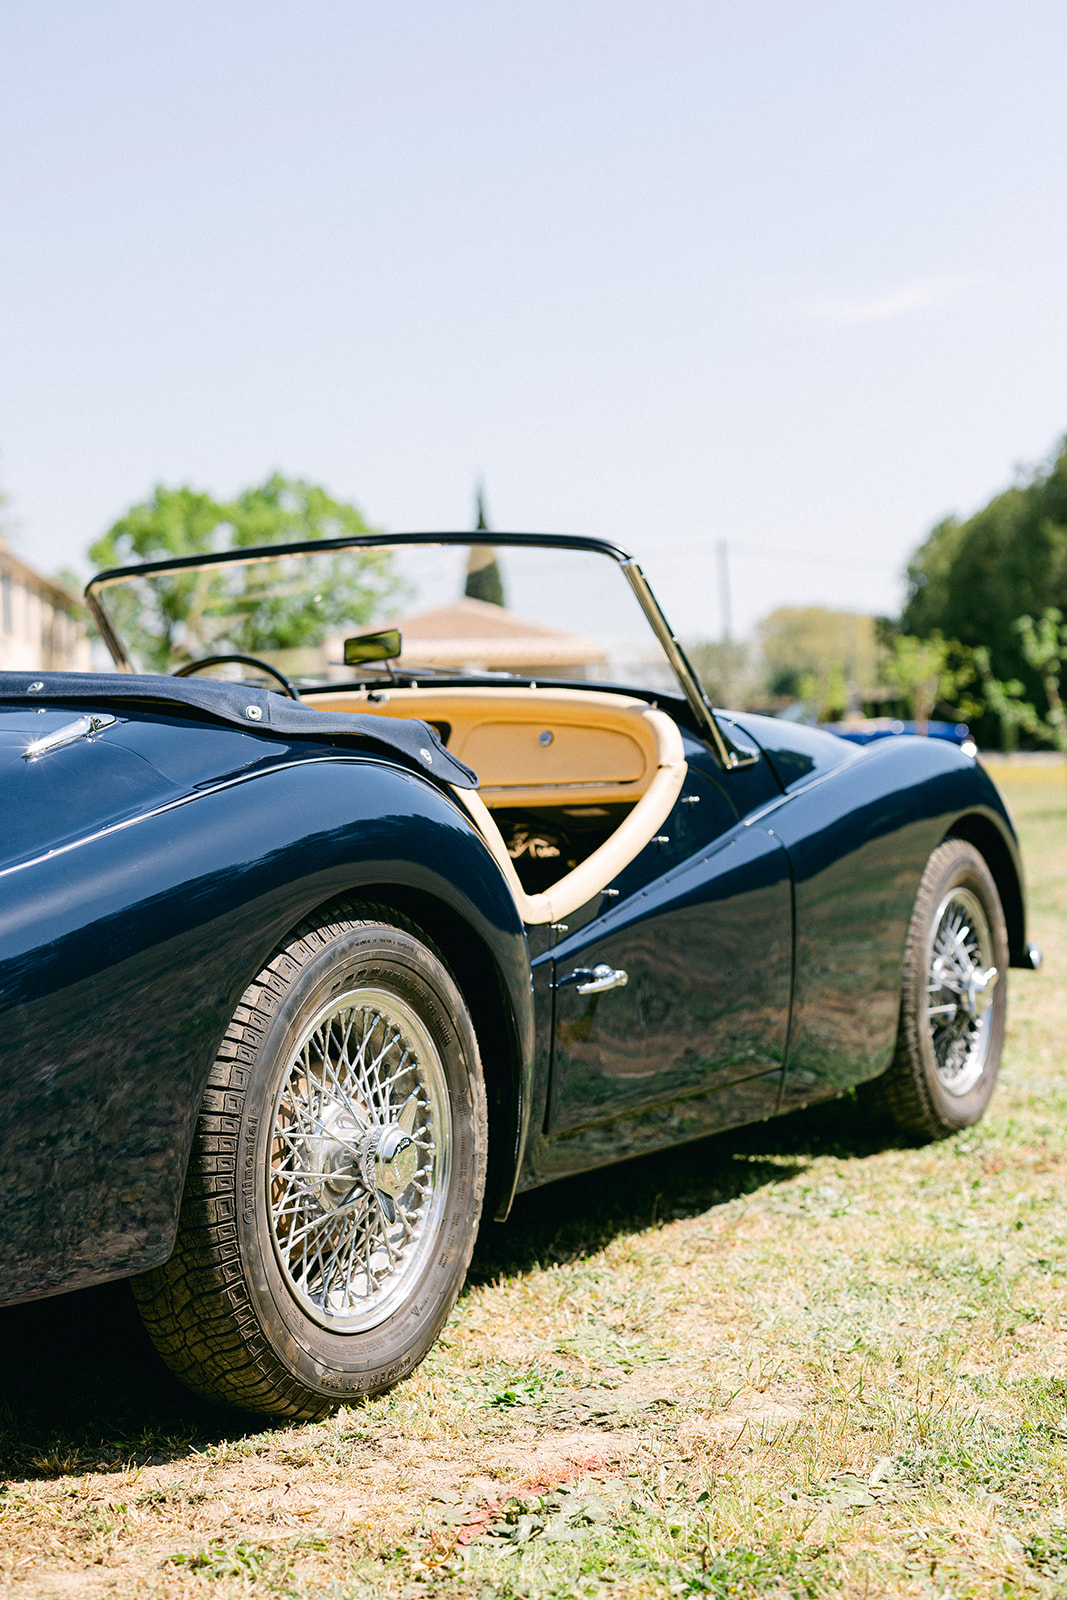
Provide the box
[133,906,487,1419]
[862,839,1008,1140]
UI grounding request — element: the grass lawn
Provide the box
[1,761,1065,1599]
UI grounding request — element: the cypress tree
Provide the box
[464,485,505,606]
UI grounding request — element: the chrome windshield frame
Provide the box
[85,531,757,773]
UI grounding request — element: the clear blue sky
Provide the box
[2,1,1065,639]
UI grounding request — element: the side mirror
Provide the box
[344,628,402,666]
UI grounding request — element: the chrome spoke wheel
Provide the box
[925,887,998,1098]
[268,986,451,1333]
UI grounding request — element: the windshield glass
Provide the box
[89,539,683,696]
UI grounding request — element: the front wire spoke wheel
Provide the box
[268,989,450,1332]
[131,908,487,1419]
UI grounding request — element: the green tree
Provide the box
[685,638,750,707]
[975,609,1067,754]
[901,437,1067,712]
[757,606,882,719]
[89,474,401,673]
[880,632,975,734]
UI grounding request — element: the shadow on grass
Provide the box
[0,1091,903,1480]
[0,1282,270,1479]
[469,1087,905,1284]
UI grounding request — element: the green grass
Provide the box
[0,760,1064,1599]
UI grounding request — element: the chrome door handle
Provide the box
[573,964,629,996]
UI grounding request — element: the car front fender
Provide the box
[0,754,533,1303]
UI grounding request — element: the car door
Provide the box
[546,753,793,1140]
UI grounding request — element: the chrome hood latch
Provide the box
[22,713,118,761]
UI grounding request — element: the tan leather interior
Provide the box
[312,686,663,807]
[310,685,687,923]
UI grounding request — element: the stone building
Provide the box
[0,547,90,672]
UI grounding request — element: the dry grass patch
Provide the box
[1,762,1065,1598]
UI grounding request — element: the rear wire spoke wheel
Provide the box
[862,839,1008,1139]
[926,887,998,1097]
[132,908,487,1419]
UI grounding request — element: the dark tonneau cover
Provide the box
[0,671,478,789]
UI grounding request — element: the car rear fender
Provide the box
[941,811,1029,969]
[764,736,1031,1111]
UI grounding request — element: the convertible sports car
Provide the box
[0,533,1039,1419]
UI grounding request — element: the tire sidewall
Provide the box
[234,923,484,1405]
[907,842,1008,1131]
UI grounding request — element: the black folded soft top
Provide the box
[0,671,478,789]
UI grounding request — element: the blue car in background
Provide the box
[824,718,977,756]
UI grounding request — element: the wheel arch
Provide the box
[941,811,1027,968]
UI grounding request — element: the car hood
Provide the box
[0,705,277,874]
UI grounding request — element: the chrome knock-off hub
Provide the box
[360,1119,420,1222]
[926,887,999,1097]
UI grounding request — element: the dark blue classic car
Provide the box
[0,533,1038,1418]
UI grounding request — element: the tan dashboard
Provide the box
[309,685,660,807]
